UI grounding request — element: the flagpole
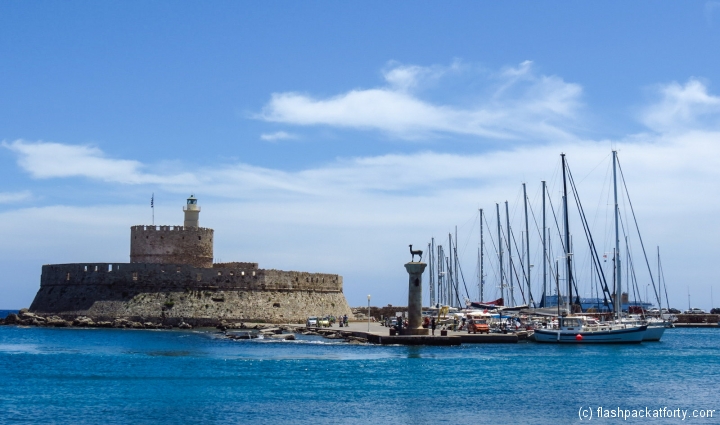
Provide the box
[151,193,154,225]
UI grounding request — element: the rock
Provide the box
[324,333,344,339]
[269,334,295,340]
[4,314,19,324]
[347,339,365,345]
[130,322,144,329]
[46,316,69,327]
[19,311,39,320]
[143,322,159,329]
[31,318,48,326]
[96,321,113,328]
[178,322,192,329]
[73,317,95,327]
[112,319,128,328]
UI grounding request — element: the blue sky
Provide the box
[2,1,720,310]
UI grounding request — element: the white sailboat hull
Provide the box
[533,325,647,344]
[641,323,667,341]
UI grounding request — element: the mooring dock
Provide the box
[313,322,521,345]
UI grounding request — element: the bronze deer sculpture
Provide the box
[409,244,423,262]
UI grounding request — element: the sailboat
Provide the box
[533,152,647,344]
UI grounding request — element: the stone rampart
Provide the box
[29,262,351,324]
[130,225,213,268]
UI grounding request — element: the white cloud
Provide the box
[260,131,297,141]
[2,140,199,185]
[5,68,720,310]
[257,61,583,142]
[0,190,31,203]
[3,132,720,309]
[640,79,720,133]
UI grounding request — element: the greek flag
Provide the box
[151,194,154,208]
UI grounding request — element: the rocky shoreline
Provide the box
[1,309,369,344]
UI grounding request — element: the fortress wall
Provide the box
[30,263,351,323]
[38,263,343,292]
[130,225,213,268]
[213,262,258,270]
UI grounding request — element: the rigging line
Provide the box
[576,151,613,185]
[625,237,644,318]
[545,185,568,255]
[456,211,478,259]
[509,224,530,304]
[616,156,661,305]
[627,241,640,314]
[659,249,671,312]
[567,162,612,309]
[566,159,614,310]
[453,243,472,302]
[528,186,559,285]
[482,212,501,288]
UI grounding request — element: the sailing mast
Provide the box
[561,153,572,313]
[542,180,547,307]
[613,150,622,319]
[505,201,513,307]
[497,203,504,305]
[523,183,532,307]
[479,208,484,302]
[429,238,435,307]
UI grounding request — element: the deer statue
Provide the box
[409,244,423,262]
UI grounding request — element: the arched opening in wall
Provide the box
[197,273,202,282]
[84,266,87,272]
[132,272,138,281]
[176,267,181,273]
[94,266,98,272]
[198,236,202,240]
[66,273,70,281]
[108,264,113,272]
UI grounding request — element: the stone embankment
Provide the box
[675,314,719,324]
[1,309,369,344]
[222,324,368,344]
[1,309,198,329]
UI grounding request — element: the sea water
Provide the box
[0,324,718,424]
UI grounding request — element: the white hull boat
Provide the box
[533,316,647,344]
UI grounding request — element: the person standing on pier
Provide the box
[431,317,436,336]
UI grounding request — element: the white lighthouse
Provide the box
[183,195,200,228]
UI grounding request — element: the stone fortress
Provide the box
[29,196,353,325]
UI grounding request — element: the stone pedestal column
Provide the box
[402,262,429,335]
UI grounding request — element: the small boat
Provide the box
[621,315,669,342]
[533,316,646,343]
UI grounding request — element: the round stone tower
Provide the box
[130,195,214,268]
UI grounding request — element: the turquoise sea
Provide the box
[0,320,718,424]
